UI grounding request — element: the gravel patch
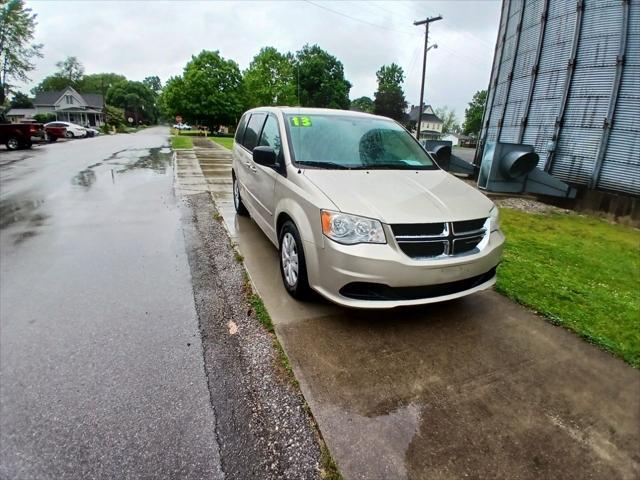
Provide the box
[179,192,322,480]
[494,196,571,214]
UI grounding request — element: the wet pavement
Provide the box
[196,142,640,480]
[0,129,223,478]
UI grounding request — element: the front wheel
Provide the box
[279,221,311,299]
[6,137,19,150]
[232,174,249,216]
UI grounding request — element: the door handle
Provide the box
[245,161,257,173]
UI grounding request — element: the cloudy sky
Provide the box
[21,0,501,118]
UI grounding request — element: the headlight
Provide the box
[489,206,500,232]
[321,210,386,245]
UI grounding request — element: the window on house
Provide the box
[66,95,72,104]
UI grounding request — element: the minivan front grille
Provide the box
[392,218,488,259]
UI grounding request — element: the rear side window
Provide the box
[235,114,249,143]
[258,115,282,158]
[243,113,266,151]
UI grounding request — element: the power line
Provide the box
[303,0,419,37]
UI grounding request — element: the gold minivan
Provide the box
[232,107,504,308]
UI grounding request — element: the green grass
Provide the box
[170,135,193,149]
[497,208,640,367]
[211,136,234,150]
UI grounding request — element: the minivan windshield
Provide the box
[284,114,437,170]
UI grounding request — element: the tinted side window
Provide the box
[258,115,282,159]
[235,114,249,143]
[243,113,266,151]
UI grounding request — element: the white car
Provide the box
[173,123,192,130]
[44,121,87,139]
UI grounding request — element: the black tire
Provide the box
[21,140,32,149]
[5,137,19,150]
[48,136,58,143]
[65,131,74,139]
[232,173,249,216]
[279,220,311,299]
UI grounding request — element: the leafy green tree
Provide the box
[31,74,73,95]
[351,96,374,113]
[56,56,84,84]
[33,112,55,123]
[462,89,486,136]
[158,76,186,122]
[106,80,157,123]
[295,44,351,109]
[104,105,126,128]
[9,91,32,107]
[80,73,126,95]
[161,50,244,128]
[142,76,162,95]
[435,105,459,134]
[373,63,407,121]
[243,47,296,108]
[0,0,42,104]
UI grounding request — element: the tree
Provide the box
[106,80,157,123]
[9,90,31,107]
[0,0,43,104]
[462,89,487,136]
[243,47,296,108]
[55,56,84,84]
[373,63,407,121]
[158,75,186,122]
[350,96,374,113]
[160,50,244,128]
[31,74,73,95]
[31,57,86,95]
[142,76,162,95]
[80,73,126,95]
[33,112,54,123]
[295,44,351,109]
[435,106,459,134]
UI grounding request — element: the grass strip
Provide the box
[170,135,193,149]
[497,208,640,367]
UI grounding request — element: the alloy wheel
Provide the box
[281,232,299,287]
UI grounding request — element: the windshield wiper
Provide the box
[296,161,354,170]
[352,163,430,170]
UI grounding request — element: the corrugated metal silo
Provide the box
[479,0,639,196]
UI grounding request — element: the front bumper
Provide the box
[304,229,505,309]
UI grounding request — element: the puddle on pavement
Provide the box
[1,146,172,245]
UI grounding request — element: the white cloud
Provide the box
[22,0,501,118]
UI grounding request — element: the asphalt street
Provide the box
[0,129,223,479]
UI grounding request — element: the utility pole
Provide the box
[414,15,442,139]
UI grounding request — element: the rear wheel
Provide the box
[279,221,311,299]
[65,131,74,139]
[232,173,249,216]
[6,137,19,150]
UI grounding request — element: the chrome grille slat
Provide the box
[392,218,488,259]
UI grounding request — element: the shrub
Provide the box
[33,113,56,123]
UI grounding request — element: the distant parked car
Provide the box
[173,123,192,130]
[44,125,67,142]
[84,127,100,137]
[0,123,44,150]
[44,121,87,138]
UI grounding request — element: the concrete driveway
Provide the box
[197,141,640,480]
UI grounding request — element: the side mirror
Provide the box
[253,146,278,168]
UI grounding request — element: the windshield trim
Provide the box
[283,113,440,171]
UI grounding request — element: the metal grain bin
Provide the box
[479,0,639,196]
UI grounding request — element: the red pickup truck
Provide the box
[0,123,44,150]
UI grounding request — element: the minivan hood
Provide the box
[303,169,494,224]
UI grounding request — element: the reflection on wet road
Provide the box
[0,128,221,479]
[195,142,640,480]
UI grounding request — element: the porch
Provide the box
[55,109,105,127]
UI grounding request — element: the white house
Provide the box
[408,104,443,140]
[33,87,105,126]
